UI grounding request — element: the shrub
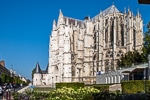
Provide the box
[92,91,121,100]
[121,80,150,94]
[55,82,84,90]
[93,84,110,92]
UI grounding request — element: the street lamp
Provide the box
[144,54,150,94]
[148,54,150,80]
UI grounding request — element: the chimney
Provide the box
[0,60,5,67]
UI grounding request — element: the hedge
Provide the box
[121,80,150,94]
[55,82,84,90]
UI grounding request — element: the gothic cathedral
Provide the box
[33,5,143,87]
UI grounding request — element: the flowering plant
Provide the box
[46,87,100,100]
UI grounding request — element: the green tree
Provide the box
[118,49,143,68]
[142,21,150,62]
[1,73,6,83]
[32,68,36,79]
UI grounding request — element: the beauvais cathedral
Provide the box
[33,4,143,86]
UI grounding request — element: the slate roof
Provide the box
[63,17,86,28]
[102,4,120,16]
[35,62,41,73]
[41,70,47,74]
[92,4,120,21]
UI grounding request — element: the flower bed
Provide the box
[13,87,100,100]
[47,87,100,100]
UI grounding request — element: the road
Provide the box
[0,87,25,100]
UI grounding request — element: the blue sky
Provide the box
[0,0,150,80]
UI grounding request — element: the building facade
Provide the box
[96,63,148,84]
[33,5,143,86]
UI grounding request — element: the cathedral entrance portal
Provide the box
[43,82,46,85]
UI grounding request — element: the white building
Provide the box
[96,63,148,84]
[33,4,143,87]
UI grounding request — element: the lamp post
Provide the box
[148,54,150,80]
[145,54,150,94]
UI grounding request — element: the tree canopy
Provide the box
[32,68,36,79]
[142,21,150,62]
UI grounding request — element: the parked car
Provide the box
[2,83,12,91]
[0,86,3,96]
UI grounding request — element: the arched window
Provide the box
[54,66,59,74]
[110,17,114,43]
[121,24,124,46]
[93,54,96,60]
[105,27,108,43]
[133,29,136,48]
[105,18,108,25]
[94,32,97,49]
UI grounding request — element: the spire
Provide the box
[35,62,41,73]
[124,7,126,14]
[52,20,56,30]
[127,6,131,16]
[59,9,63,18]
[112,1,116,13]
[137,9,140,17]
[132,12,133,16]
[58,9,64,25]
[128,6,130,12]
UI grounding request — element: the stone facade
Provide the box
[33,4,143,87]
